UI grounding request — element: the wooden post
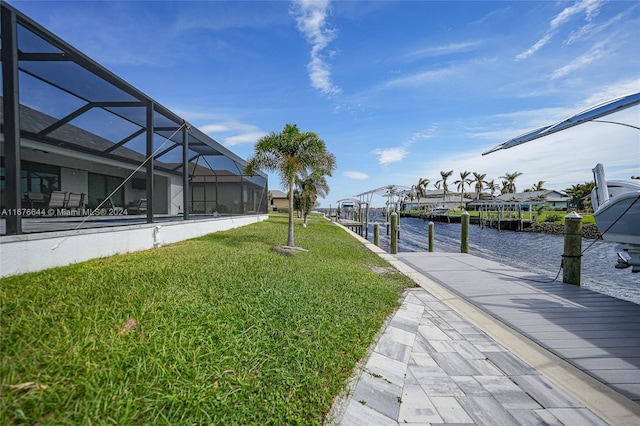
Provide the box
[461,211,470,253]
[373,223,380,247]
[518,205,523,231]
[563,211,583,286]
[390,212,398,254]
[428,221,434,252]
[365,203,370,239]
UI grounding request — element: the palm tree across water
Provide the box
[244,123,336,247]
[436,170,454,209]
[472,172,487,200]
[412,177,430,212]
[499,171,523,193]
[529,180,547,192]
[564,181,595,210]
[454,171,472,210]
[485,179,499,199]
[500,180,509,195]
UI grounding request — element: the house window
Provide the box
[88,172,124,208]
[0,159,61,195]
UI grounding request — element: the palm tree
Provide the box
[244,123,336,247]
[500,180,510,195]
[412,177,430,212]
[499,171,523,193]
[531,180,546,192]
[296,168,331,227]
[564,181,595,210]
[454,171,472,210]
[436,170,454,209]
[472,172,487,200]
[485,179,499,199]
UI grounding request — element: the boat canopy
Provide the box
[483,92,640,155]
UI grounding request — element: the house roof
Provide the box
[269,190,287,199]
[496,190,569,202]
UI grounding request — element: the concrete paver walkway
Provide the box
[333,288,606,425]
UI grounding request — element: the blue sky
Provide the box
[10,0,640,207]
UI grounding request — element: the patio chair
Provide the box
[27,192,46,209]
[66,192,85,210]
[127,198,147,215]
[47,191,66,210]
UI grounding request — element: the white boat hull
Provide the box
[591,172,640,272]
[593,192,640,246]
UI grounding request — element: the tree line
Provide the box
[410,170,597,211]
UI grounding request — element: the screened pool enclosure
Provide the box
[0,2,268,236]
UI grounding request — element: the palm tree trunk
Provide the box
[288,180,295,247]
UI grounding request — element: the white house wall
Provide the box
[60,167,88,195]
[0,214,268,277]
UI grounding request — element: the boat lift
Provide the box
[353,185,412,238]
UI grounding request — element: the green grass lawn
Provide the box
[1,214,413,425]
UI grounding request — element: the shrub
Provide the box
[543,213,563,223]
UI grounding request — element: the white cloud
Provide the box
[225,132,267,147]
[291,0,341,95]
[200,122,266,147]
[566,6,631,45]
[372,146,408,166]
[515,33,553,61]
[343,171,369,180]
[406,41,484,60]
[200,123,231,133]
[382,67,457,89]
[370,128,435,167]
[516,0,605,60]
[551,41,607,79]
[408,128,437,142]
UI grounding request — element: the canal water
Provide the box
[365,216,640,305]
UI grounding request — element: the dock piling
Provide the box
[390,212,398,254]
[563,211,583,286]
[461,211,470,253]
[428,221,434,252]
[373,223,380,247]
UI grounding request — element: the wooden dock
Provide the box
[394,252,640,404]
[338,219,363,234]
